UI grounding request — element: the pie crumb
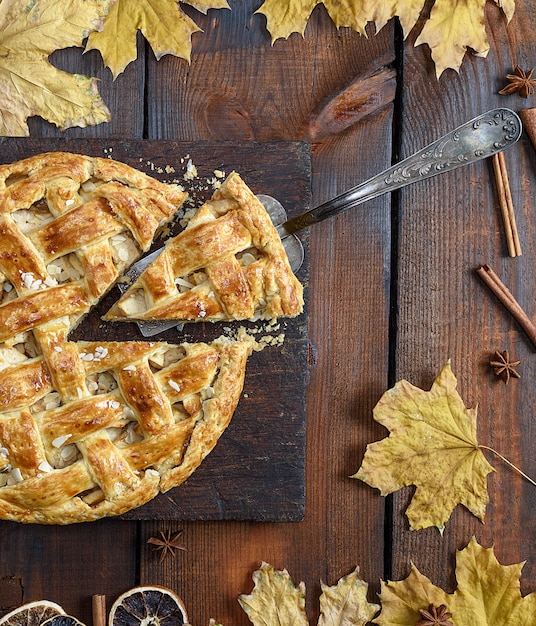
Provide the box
[183,159,198,181]
[224,326,286,352]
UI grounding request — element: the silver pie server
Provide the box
[274,107,522,272]
[121,107,522,337]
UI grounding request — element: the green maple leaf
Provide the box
[0,0,113,136]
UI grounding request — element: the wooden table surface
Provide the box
[1,2,536,624]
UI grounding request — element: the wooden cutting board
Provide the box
[0,138,310,522]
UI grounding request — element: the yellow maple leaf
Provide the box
[414,0,489,79]
[238,562,309,626]
[374,538,536,625]
[374,562,450,625]
[452,539,536,624]
[237,562,379,626]
[318,568,380,625]
[86,0,230,79]
[256,0,515,77]
[0,0,113,136]
[353,362,495,531]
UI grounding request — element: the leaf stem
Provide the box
[479,445,536,487]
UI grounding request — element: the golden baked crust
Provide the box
[0,151,187,330]
[0,151,257,523]
[0,335,251,523]
[104,172,304,323]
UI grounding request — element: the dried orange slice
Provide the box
[109,586,188,626]
[42,617,85,626]
[0,601,65,626]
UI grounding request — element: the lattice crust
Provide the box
[0,335,251,523]
[0,152,222,523]
[0,151,187,333]
[104,172,304,323]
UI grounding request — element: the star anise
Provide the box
[147,529,187,563]
[416,604,453,626]
[499,66,536,98]
[489,349,521,384]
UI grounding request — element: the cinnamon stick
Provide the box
[476,264,536,347]
[92,595,106,626]
[492,152,522,257]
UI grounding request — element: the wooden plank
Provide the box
[392,0,536,598]
[0,519,137,624]
[140,112,394,626]
[0,137,310,522]
[142,3,395,624]
[146,4,396,141]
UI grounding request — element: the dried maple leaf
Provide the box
[238,562,309,625]
[0,0,113,136]
[451,538,536,624]
[318,567,380,625]
[86,0,230,79]
[256,0,516,78]
[373,562,451,625]
[353,362,495,531]
[374,538,536,625]
[238,563,378,626]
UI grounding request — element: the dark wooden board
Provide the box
[0,138,310,522]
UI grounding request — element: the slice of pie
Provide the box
[0,335,251,523]
[104,172,304,324]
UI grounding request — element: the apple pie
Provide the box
[0,335,251,524]
[104,172,304,324]
[0,151,251,523]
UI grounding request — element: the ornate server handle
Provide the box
[283,108,522,235]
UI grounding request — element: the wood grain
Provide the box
[392,0,536,598]
[0,520,138,622]
[146,4,395,142]
[10,0,536,625]
[141,2,396,624]
[307,67,397,141]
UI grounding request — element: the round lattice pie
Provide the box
[0,151,254,523]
